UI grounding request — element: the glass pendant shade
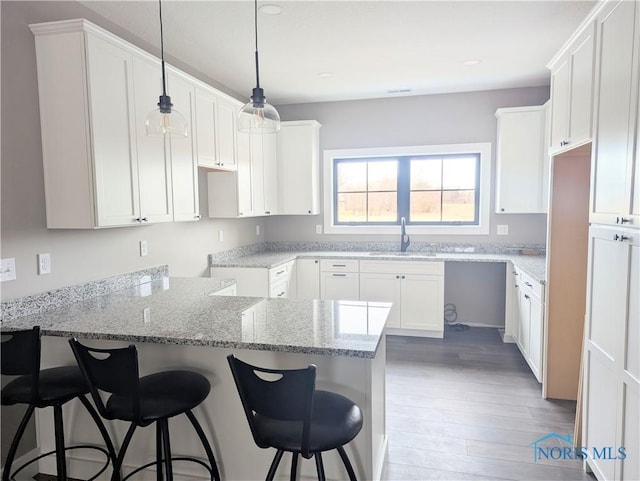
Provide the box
[238,97,281,134]
[145,96,188,137]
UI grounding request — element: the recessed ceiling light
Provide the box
[463,59,482,66]
[259,4,282,15]
[318,72,333,79]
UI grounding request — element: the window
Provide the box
[324,143,492,235]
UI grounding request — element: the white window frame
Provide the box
[323,143,492,235]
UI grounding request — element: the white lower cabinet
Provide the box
[296,259,321,299]
[210,260,295,298]
[583,226,639,481]
[503,264,520,343]
[319,259,360,301]
[511,266,545,383]
[360,260,444,337]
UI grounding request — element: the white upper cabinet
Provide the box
[495,105,548,214]
[216,97,239,171]
[166,68,200,222]
[547,21,596,154]
[194,87,218,169]
[194,88,239,171]
[590,0,640,228]
[132,56,173,224]
[277,121,321,215]
[30,19,248,228]
[31,20,177,228]
[261,134,279,215]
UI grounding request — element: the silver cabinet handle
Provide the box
[524,281,532,287]
[332,264,346,267]
[617,216,631,224]
[524,294,530,300]
[332,274,346,277]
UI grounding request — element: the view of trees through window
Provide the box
[334,154,479,225]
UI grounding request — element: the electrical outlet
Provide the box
[0,258,16,282]
[256,225,260,236]
[497,225,509,236]
[218,230,224,242]
[38,253,51,275]
[315,225,322,234]
[143,307,151,323]
[140,240,148,257]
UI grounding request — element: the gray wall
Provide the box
[0,1,263,302]
[267,87,550,244]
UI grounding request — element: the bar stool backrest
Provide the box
[227,355,316,458]
[69,339,141,422]
[1,327,41,404]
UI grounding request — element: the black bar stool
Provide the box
[227,354,363,481]
[69,338,220,481]
[1,327,117,481]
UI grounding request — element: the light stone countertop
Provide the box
[210,251,547,284]
[0,277,389,358]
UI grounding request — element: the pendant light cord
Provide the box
[254,0,260,89]
[158,0,167,97]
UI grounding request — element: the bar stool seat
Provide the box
[254,390,363,453]
[2,366,88,406]
[105,371,210,424]
[1,327,116,481]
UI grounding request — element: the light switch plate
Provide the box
[497,225,509,236]
[315,225,322,234]
[140,240,148,257]
[0,258,16,282]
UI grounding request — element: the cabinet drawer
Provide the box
[319,259,359,273]
[360,260,444,275]
[269,261,294,283]
[516,268,544,301]
[269,279,289,298]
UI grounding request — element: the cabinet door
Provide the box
[568,23,596,146]
[529,296,543,382]
[549,55,570,152]
[250,133,265,215]
[85,34,140,227]
[591,0,637,225]
[320,272,359,301]
[359,272,401,328]
[262,134,278,215]
[277,121,321,215]
[236,132,254,217]
[296,259,321,299]
[216,97,238,170]
[517,287,531,357]
[194,87,217,168]
[504,265,519,343]
[400,274,444,332]
[167,70,199,222]
[495,107,547,213]
[132,55,173,224]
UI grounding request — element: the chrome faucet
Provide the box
[400,217,410,252]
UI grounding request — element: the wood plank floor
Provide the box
[382,328,596,481]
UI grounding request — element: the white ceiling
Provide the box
[79,0,597,105]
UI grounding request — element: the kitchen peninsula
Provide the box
[1,274,390,481]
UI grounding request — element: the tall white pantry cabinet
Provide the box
[567,1,640,480]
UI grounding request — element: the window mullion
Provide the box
[398,157,410,224]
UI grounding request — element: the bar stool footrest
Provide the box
[122,456,215,481]
[10,444,111,481]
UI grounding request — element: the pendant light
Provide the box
[145,0,188,137]
[237,0,281,134]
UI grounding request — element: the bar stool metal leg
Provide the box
[160,419,173,480]
[77,395,118,466]
[266,450,284,481]
[2,405,36,481]
[184,410,220,481]
[53,404,68,480]
[290,452,299,481]
[337,446,358,481]
[114,423,137,481]
[156,422,164,481]
[314,452,326,481]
